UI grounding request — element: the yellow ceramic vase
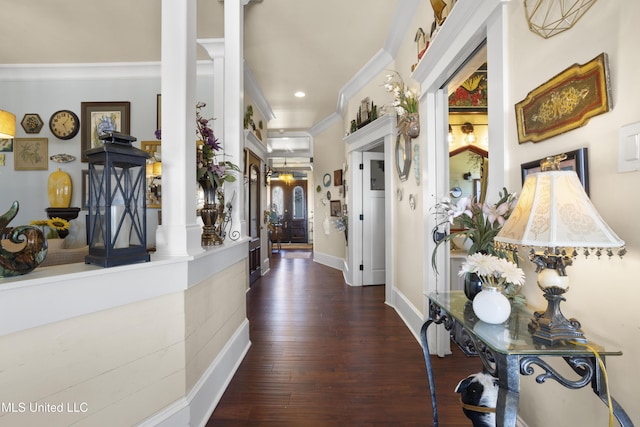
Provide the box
[48,168,72,208]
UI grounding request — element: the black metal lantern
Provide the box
[85,131,151,267]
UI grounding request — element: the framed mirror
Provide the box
[395,133,412,181]
[449,144,488,203]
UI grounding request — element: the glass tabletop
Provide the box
[429,291,622,356]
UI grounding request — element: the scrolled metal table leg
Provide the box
[420,320,438,427]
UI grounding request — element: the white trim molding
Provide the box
[344,115,396,300]
[411,0,510,357]
[0,61,215,81]
[138,320,251,427]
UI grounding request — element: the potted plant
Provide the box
[431,188,518,299]
[383,70,420,137]
[458,253,526,323]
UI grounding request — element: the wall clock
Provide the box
[49,109,80,140]
[21,113,44,134]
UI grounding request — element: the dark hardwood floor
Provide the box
[207,249,481,426]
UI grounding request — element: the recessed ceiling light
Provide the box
[294,91,306,98]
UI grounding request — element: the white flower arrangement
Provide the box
[432,188,517,258]
[459,252,526,304]
[383,71,419,117]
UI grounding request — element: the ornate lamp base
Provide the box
[528,286,586,345]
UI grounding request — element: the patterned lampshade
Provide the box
[495,162,625,345]
[494,170,624,255]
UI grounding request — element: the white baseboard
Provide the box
[138,319,251,427]
[386,285,424,343]
[313,251,344,271]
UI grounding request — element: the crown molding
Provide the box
[336,49,394,117]
[320,0,420,130]
[384,0,422,56]
[244,62,275,122]
[0,61,214,81]
[309,112,342,136]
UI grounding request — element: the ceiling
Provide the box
[1,0,402,136]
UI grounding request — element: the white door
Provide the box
[362,152,385,285]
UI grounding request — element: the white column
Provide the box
[223,0,248,240]
[213,43,226,146]
[197,39,225,162]
[155,0,203,257]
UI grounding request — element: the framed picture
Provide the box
[156,94,161,130]
[448,63,487,113]
[14,138,48,170]
[81,101,131,162]
[334,169,343,186]
[521,147,589,195]
[330,200,342,217]
[20,113,44,134]
[0,138,13,152]
[515,53,611,144]
[81,169,89,210]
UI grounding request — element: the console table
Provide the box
[420,291,633,427]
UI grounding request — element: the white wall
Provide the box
[0,64,215,247]
[0,63,253,427]
[312,120,346,267]
[343,0,640,424]
[505,1,639,425]
[0,247,250,427]
[343,0,430,313]
[0,290,187,427]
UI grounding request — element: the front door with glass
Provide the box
[270,180,308,243]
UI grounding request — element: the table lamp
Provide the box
[494,154,625,345]
[0,110,16,138]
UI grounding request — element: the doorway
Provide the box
[344,115,395,292]
[362,151,385,285]
[247,150,262,285]
[270,180,308,243]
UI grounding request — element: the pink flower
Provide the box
[483,201,510,226]
[449,197,473,223]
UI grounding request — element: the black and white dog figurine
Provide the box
[454,372,498,427]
